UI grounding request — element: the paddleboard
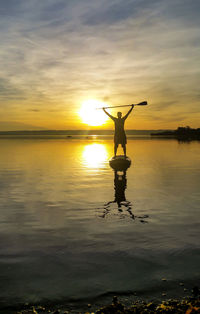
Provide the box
[109,155,131,171]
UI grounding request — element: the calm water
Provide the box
[0,138,200,310]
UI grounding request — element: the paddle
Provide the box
[97,101,148,109]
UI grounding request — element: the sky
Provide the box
[0,0,200,130]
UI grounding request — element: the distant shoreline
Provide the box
[0,129,168,139]
[0,134,152,140]
[1,127,199,140]
[151,127,200,141]
[0,129,165,135]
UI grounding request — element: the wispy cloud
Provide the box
[0,0,199,129]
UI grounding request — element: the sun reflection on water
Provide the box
[82,143,108,168]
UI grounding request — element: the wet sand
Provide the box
[5,290,200,314]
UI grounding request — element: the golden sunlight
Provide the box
[79,99,108,126]
[82,143,108,168]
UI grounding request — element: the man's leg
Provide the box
[122,144,126,157]
[114,143,118,157]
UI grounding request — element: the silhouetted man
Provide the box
[103,105,134,157]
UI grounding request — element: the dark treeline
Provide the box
[151,126,200,140]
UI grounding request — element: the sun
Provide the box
[79,99,108,126]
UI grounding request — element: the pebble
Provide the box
[32,307,37,314]
[36,306,45,312]
[192,286,200,296]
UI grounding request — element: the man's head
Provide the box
[117,112,122,118]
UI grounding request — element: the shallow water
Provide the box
[0,138,200,309]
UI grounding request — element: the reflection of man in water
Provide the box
[114,170,127,207]
[103,105,134,157]
[103,170,134,219]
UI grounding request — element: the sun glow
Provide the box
[79,99,108,126]
[82,144,108,168]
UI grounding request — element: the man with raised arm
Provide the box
[103,105,134,157]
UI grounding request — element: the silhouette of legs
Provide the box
[122,144,126,157]
[114,143,118,157]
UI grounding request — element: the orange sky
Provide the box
[0,0,200,130]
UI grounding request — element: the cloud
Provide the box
[82,0,141,26]
[0,78,26,101]
[29,109,41,112]
[0,0,199,129]
[0,121,46,131]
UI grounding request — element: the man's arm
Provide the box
[123,105,134,120]
[103,108,115,120]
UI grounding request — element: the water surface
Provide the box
[0,138,200,310]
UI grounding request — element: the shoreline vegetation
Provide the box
[151,127,200,141]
